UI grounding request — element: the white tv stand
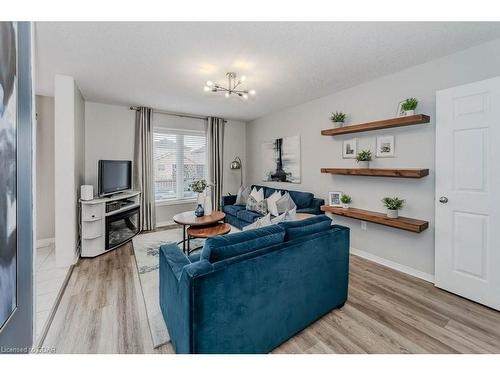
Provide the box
[80,191,141,257]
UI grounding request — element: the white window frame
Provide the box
[153,127,207,205]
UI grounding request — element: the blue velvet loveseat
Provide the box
[222,184,325,229]
[159,215,350,354]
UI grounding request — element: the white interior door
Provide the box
[435,76,500,310]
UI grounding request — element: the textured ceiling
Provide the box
[35,22,500,121]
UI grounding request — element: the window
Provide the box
[153,128,207,202]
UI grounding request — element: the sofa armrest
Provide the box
[160,242,190,281]
[222,194,237,207]
[308,198,325,214]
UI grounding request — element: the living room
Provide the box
[2,1,500,372]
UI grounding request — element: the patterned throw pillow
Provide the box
[235,185,251,205]
[243,213,272,231]
[246,195,268,215]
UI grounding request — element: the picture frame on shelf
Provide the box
[328,191,343,207]
[396,101,406,117]
[376,135,395,158]
[342,138,357,159]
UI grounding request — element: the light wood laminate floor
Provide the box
[43,242,500,354]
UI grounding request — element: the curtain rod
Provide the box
[129,106,227,123]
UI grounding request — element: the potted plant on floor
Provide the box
[356,149,372,168]
[330,111,347,128]
[189,179,208,217]
[340,194,352,209]
[382,197,405,218]
[402,98,418,116]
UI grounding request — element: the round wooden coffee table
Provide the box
[186,223,231,253]
[173,211,226,253]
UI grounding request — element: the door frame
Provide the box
[0,22,34,351]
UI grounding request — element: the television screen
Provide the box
[98,160,132,196]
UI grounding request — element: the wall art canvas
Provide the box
[0,22,18,330]
[262,135,301,183]
[342,138,357,159]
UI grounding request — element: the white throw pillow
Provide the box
[250,187,264,202]
[243,213,272,231]
[235,185,251,206]
[284,207,297,221]
[266,191,282,217]
[275,192,297,214]
[270,211,287,224]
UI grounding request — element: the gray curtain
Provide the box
[207,117,225,211]
[133,107,156,231]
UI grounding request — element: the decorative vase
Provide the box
[195,204,205,217]
[357,160,369,168]
[332,121,344,128]
[387,209,398,219]
[342,203,350,209]
[404,109,415,116]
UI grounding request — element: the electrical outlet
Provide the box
[361,221,367,231]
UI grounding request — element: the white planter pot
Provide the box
[342,203,350,209]
[357,160,369,168]
[332,121,344,128]
[404,110,415,116]
[387,209,399,218]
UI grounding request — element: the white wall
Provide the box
[35,95,55,241]
[246,38,500,278]
[54,75,85,267]
[84,101,246,225]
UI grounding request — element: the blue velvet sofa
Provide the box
[222,184,325,229]
[159,215,350,354]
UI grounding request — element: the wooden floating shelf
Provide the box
[321,205,428,233]
[320,168,429,178]
[321,114,430,136]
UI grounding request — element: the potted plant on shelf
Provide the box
[340,194,352,209]
[330,111,347,128]
[356,149,372,168]
[402,98,418,116]
[189,179,208,217]
[382,197,405,218]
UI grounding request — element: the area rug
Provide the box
[132,225,238,348]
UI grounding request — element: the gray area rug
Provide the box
[132,225,238,348]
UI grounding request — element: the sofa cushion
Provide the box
[246,195,268,216]
[223,204,246,217]
[288,190,314,209]
[275,192,297,214]
[234,185,251,206]
[278,215,332,241]
[201,224,285,263]
[237,209,263,223]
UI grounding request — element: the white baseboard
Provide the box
[350,247,435,283]
[36,237,55,249]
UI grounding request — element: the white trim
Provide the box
[350,247,435,283]
[155,198,197,207]
[36,237,55,249]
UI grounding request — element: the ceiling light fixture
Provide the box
[204,72,256,99]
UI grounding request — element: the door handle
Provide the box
[439,196,448,203]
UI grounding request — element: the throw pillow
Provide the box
[243,213,272,231]
[270,211,287,224]
[285,207,297,221]
[267,190,283,216]
[235,185,251,205]
[275,192,297,214]
[246,195,268,215]
[250,187,264,202]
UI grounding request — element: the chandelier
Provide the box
[204,72,256,100]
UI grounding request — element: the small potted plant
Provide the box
[402,98,418,116]
[340,194,352,209]
[189,179,208,216]
[330,111,347,128]
[382,197,405,218]
[356,149,372,168]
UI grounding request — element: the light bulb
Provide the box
[242,93,248,100]
[225,92,230,98]
[203,86,210,92]
[249,89,256,96]
[240,75,246,82]
[206,80,213,87]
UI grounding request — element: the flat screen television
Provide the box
[98,160,132,196]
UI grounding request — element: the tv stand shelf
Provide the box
[321,205,428,233]
[80,191,141,257]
